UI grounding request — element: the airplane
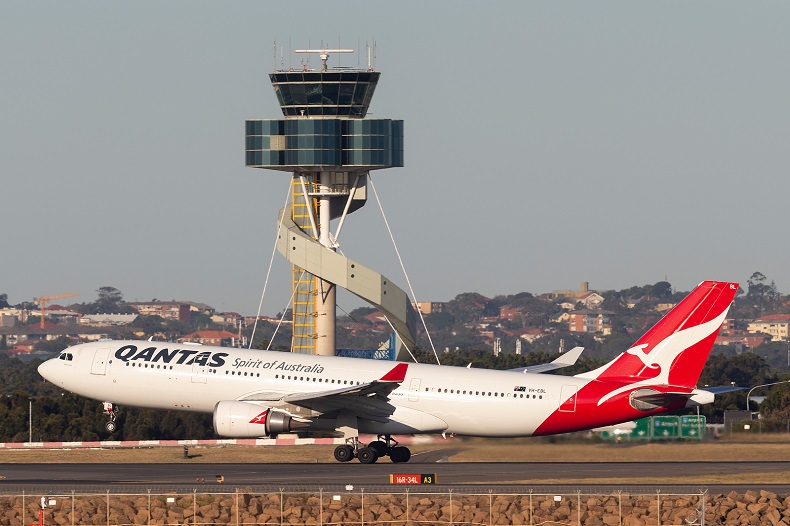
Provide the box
[38,280,738,464]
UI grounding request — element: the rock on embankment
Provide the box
[1,489,787,525]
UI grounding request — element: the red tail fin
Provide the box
[579,281,738,388]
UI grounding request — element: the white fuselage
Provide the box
[39,340,596,437]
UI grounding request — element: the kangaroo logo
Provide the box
[249,409,269,425]
[596,306,730,406]
[625,344,661,371]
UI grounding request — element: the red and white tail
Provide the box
[578,281,738,391]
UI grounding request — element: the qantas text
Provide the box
[114,345,228,367]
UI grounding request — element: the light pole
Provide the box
[747,380,790,412]
[28,397,32,443]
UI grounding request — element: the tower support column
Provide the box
[315,173,336,355]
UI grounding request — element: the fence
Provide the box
[0,487,717,526]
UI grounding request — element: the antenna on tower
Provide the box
[294,48,354,72]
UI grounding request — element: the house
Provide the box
[415,302,446,315]
[180,301,216,316]
[179,330,242,347]
[128,302,191,322]
[79,314,139,326]
[499,306,521,321]
[0,325,126,347]
[578,292,604,310]
[747,314,790,341]
[720,318,737,333]
[552,312,571,324]
[363,312,388,325]
[520,328,546,343]
[568,310,613,335]
[550,282,596,301]
[211,312,243,326]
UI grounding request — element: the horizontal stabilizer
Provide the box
[631,390,692,407]
[509,347,584,374]
[699,385,746,394]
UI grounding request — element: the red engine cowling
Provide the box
[212,401,294,438]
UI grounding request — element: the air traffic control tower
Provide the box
[245,49,417,360]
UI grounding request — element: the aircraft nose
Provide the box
[38,359,60,384]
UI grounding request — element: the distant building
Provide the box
[415,302,446,315]
[499,306,521,321]
[128,302,191,322]
[551,282,595,301]
[569,310,613,335]
[0,325,126,347]
[79,314,138,326]
[747,314,790,341]
[180,301,215,316]
[578,292,604,310]
[179,330,243,347]
[211,312,243,326]
[520,328,546,343]
[363,312,388,325]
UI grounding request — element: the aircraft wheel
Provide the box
[357,447,378,464]
[390,446,411,463]
[105,421,117,433]
[368,440,388,456]
[333,445,354,462]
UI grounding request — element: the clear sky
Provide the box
[2,2,789,315]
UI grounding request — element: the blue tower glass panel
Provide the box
[245,118,403,170]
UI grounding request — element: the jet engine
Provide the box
[213,401,296,438]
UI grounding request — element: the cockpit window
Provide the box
[58,353,73,361]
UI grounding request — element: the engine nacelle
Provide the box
[212,401,294,438]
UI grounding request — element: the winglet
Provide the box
[551,346,584,367]
[379,362,408,382]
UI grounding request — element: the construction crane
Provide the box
[36,293,79,328]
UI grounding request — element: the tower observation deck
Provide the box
[245,48,415,360]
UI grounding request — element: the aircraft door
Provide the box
[559,384,578,412]
[409,378,420,402]
[90,348,111,375]
[191,361,207,383]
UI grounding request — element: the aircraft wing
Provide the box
[509,346,584,374]
[240,363,408,422]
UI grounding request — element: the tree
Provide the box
[96,286,123,311]
[650,281,673,299]
[33,336,75,355]
[76,286,136,315]
[0,293,9,308]
[445,293,490,323]
[747,272,779,302]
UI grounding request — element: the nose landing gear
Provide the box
[102,402,119,433]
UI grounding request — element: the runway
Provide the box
[1,456,788,494]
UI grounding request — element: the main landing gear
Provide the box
[102,402,119,433]
[333,435,411,464]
